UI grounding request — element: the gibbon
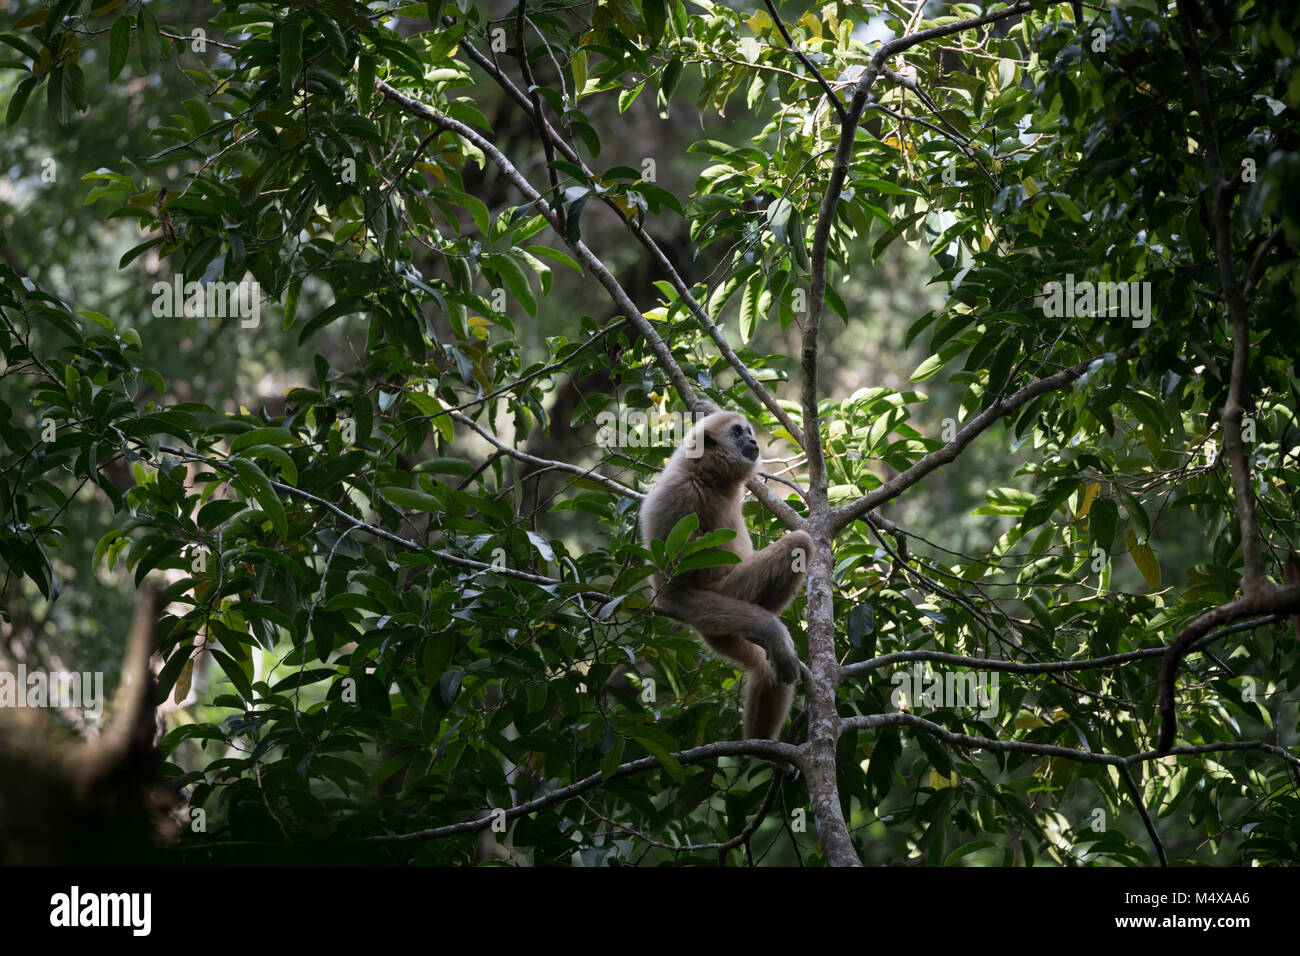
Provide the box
[640,404,812,740]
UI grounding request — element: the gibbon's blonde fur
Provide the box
[640,405,811,740]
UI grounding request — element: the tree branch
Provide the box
[451,410,640,499]
[790,0,1077,871]
[831,355,1096,532]
[761,0,847,124]
[377,81,700,407]
[1156,587,1300,753]
[377,79,806,530]
[1242,225,1282,301]
[514,0,563,232]
[582,768,786,857]
[455,34,807,448]
[1119,764,1167,867]
[344,738,803,843]
[159,445,579,590]
[843,712,1300,774]
[1177,0,1267,591]
[841,614,1277,680]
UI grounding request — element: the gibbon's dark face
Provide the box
[699,413,761,473]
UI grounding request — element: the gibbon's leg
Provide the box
[656,588,799,684]
[658,588,797,738]
[701,531,810,740]
[700,632,795,741]
[713,530,813,614]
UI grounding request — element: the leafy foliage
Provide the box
[1,0,1298,865]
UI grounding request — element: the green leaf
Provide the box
[1021,478,1077,530]
[442,188,490,234]
[526,245,582,272]
[848,603,875,653]
[671,549,741,574]
[211,648,254,701]
[767,197,793,242]
[488,253,536,316]
[108,15,131,79]
[618,80,644,113]
[232,458,287,540]
[270,668,337,693]
[413,456,474,477]
[629,731,685,783]
[358,55,375,113]
[280,20,303,96]
[739,269,762,343]
[119,236,164,268]
[1126,530,1161,590]
[197,499,248,529]
[944,840,998,865]
[788,204,809,270]
[910,352,946,382]
[679,528,737,556]
[1089,498,1117,553]
[92,529,120,570]
[599,733,625,779]
[706,264,754,320]
[660,57,683,99]
[0,32,40,61]
[282,275,302,329]
[6,74,38,127]
[566,191,588,244]
[299,296,367,343]
[136,6,161,74]
[237,444,299,486]
[572,48,587,95]
[380,485,441,512]
[525,530,555,563]
[1118,487,1149,536]
[664,512,699,560]
[438,668,463,707]
[643,0,667,45]
[229,426,293,453]
[46,66,70,124]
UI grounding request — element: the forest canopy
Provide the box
[1,0,1298,867]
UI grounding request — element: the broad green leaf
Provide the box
[280,20,303,95]
[136,6,161,73]
[230,426,293,453]
[380,485,441,512]
[6,74,38,127]
[1126,530,1161,590]
[236,444,299,486]
[664,512,699,560]
[232,458,287,540]
[108,14,130,78]
[1089,498,1118,553]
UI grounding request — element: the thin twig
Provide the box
[761,0,847,124]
